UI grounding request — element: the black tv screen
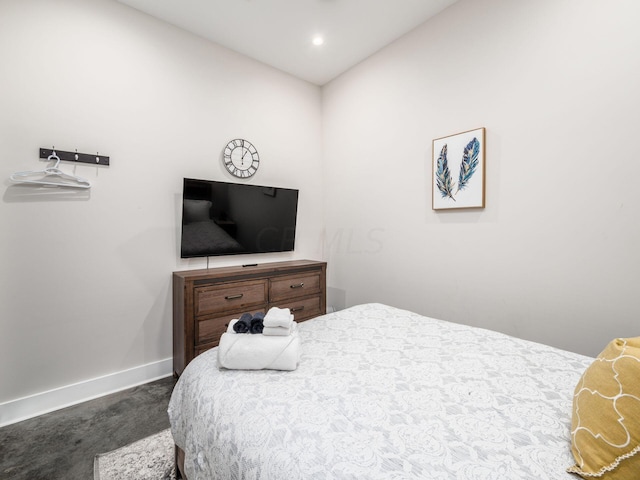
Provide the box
[180,178,299,258]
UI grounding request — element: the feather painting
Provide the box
[456,137,480,193]
[432,127,485,210]
[435,144,456,200]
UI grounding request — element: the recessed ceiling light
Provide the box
[312,36,324,46]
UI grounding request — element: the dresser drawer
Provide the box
[195,280,268,316]
[270,273,321,302]
[196,312,237,345]
[271,295,322,322]
[196,307,268,345]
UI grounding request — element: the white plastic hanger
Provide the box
[10,151,91,189]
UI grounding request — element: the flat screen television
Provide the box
[180,178,299,258]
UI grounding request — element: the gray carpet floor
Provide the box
[0,376,175,480]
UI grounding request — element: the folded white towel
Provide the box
[262,322,297,336]
[264,307,294,328]
[217,330,300,371]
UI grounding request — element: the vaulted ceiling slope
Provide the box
[116,0,460,85]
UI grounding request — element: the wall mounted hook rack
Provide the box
[39,148,110,166]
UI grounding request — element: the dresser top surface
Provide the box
[173,259,326,282]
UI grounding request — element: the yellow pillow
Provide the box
[568,337,640,479]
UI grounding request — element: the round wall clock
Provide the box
[223,138,260,178]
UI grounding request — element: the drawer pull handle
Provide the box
[291,306,305,313]
[225,293,243,300]
[290,283,304,289]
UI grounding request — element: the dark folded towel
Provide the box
[252,311,265,321]
[250,316,264,334]
[233,312,252,333]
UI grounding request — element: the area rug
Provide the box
[94,428,176,480]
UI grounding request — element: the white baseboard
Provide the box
[0,358,173,428]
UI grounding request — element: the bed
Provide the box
[168,303,612,479]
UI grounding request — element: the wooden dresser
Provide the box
[172,259,327,376]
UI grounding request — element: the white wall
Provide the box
[323,0,640,357]
[0,0,323,413]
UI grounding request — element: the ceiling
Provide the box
[116,0,460,85]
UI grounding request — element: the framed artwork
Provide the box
[432,127,485,210]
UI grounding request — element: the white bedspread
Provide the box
[168,303,593,480]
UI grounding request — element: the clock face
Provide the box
[223,139,260,178]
